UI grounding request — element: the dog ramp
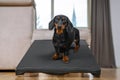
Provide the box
[16,40,101,77]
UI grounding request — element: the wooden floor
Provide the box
[0,68,120,80]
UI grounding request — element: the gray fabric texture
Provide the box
[91,0,116,68]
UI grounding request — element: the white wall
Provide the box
[110,0,120,67]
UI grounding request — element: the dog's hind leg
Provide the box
[74,44,79,51]
[74,28,80,51]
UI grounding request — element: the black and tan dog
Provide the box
[49,15,80,63]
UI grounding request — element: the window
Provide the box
[35,0,88,29]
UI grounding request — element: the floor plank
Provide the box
[0,68,120,80]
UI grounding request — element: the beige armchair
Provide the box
[0,0,35,70]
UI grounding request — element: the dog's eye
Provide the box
[55,18,59,23]
[62,19,67,24]
[63,22,67,25]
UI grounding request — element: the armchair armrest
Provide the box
[0,0,34,6]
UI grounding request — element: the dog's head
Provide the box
[49,15,73,35]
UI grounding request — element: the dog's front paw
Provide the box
[62,56,69,63]
[52,53,59,60]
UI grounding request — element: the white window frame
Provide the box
[35,0,91,29]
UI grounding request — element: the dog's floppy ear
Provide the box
[49,18,55,30]
[66,18,74,32]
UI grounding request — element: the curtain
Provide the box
[91,0,116,68]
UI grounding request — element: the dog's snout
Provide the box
[57,20,62,29]
[58,20,62,26]
[58,26,61,29]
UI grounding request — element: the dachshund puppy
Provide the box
[49,15,80,63]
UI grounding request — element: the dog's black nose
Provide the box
[58,26,61,29]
